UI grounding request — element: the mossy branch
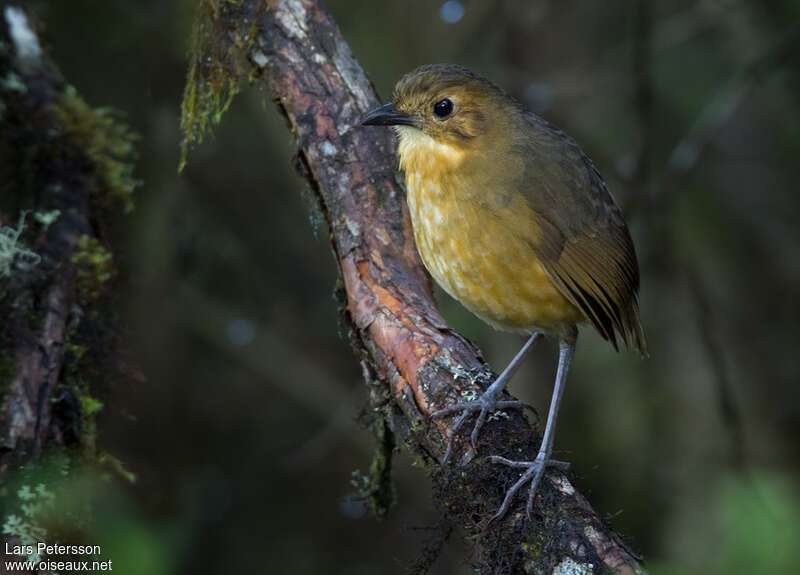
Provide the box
[180,1,646,573]
[179,0,267,171]
[0,5,135,493]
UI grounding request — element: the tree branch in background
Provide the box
[175,282,373,467]
[653,20,800,473]
[685,268,746,470]
[0,1,136,525]
[666,23,800,174]
[180,1,645,572]
[625,0,655,217]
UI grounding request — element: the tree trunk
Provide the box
[0,2,135,494]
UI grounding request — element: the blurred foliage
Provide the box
[2,456,175,574]
[652,474,800,575]
[716,476,800,574]
[6,0,799,573]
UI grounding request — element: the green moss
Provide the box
[60,335,104,461]
[367,416,396,518]
[80,394,103,416]
[78,391,103,457]
[179,0,265,171]
[350,415,396,519]
[70,235,114,302]
[65,341,88,364]
[53,86,138,213]
[521,540,542,561]
[97,452,137,484]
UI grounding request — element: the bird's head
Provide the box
[362,64,519,155]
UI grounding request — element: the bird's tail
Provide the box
[622,298,648,357]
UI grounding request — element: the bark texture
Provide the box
[181,1,647,573]
[0,6,133,477]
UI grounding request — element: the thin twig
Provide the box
[667,23,800,175]
[686,267,747,469]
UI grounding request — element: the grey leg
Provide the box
[489,337,575,521]
[432,332,541,463]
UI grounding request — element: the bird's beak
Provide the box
[361,103,416,127]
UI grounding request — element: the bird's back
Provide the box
[511,112,647,354]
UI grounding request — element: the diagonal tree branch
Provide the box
[182,1,646,572]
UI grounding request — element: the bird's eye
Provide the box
[433,98,454,118]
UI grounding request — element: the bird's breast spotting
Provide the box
[398,134,583,334]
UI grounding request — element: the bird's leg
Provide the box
[432,332,542,462]
[489,337,575,521]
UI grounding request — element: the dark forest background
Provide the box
[5,0,800,573]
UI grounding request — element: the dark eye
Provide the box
[433,98,454,118]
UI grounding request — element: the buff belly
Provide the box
[404,172,584,335]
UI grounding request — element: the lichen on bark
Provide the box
[0,5,138,501]
[0,212,40,278]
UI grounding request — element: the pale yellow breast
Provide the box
[397,128,583,334]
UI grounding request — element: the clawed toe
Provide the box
[431,399,531,421]
[489,455,569,471]
[431,400,482,420]
[433,395,530,463]
[489,454,570,522]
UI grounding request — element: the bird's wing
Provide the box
[515,115,647,354]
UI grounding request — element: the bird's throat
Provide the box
[395,126,466,175]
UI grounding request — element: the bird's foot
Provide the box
[431,389,531,463]
[488,453,570,522]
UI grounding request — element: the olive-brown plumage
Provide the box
[362,64,646,519]
[517,116,646,353]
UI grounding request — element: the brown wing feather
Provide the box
[543,219,647,354]
[514,113,647,355]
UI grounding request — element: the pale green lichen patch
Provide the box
[0,455,108,558]
[553,557,594,575]
[2,483,56,562]
[0,211,40,278]
[2,71,26,93]
[179,0,266,171]
[33,209,60,230]
[53,86,138,213]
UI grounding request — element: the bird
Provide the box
[361,64,646,520]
